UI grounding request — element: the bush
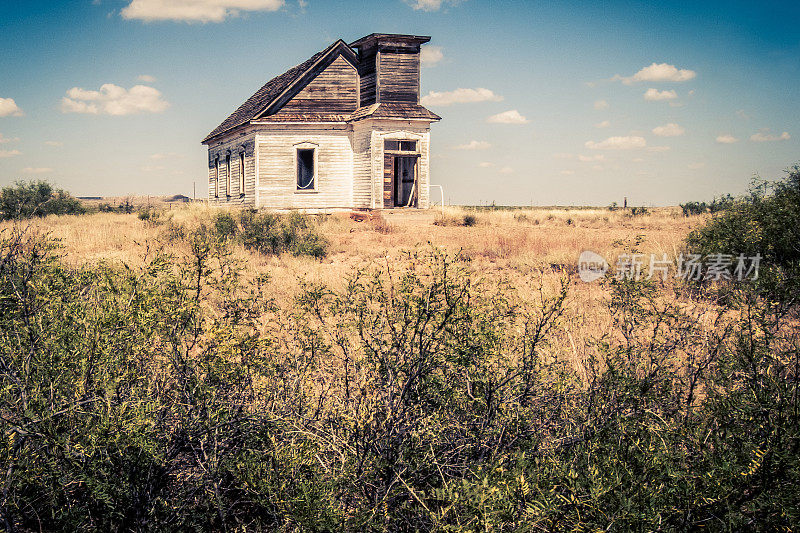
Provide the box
[687,167,800,266]
[207,210,328,258]
[680,200,707,216]
[0,180,85,220]
[680,194,734,217]
[212,211,238,241]
[0,232,798,529]
[137,207,164,225]
[433,212,480,227]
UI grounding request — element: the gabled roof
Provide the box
[202,40,357,144]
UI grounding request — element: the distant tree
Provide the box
[0,180,84,220]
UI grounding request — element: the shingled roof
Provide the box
[348,103,441,122]
[202,40,353,143]
[202,37,441,143]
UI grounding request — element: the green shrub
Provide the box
[1,221,798,529]
[434,212,479,227]
[0,228,334,530]
[212,211,238,241]
[0,180,85,220]
[680,200,708,216]
[117,199,134,214]
[709,193,735,213]
[204,209,329,258]
[684,166,800,311]
[680,195,734,217]
[688,168,800,267]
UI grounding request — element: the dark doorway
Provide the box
[393,156,417,207]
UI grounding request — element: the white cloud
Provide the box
[560,170,575,175]
[716,134,738,144]
[478,161,493,168]
[687,162,705,170]
[61,84,169,115]
[137,74,157,82]
[644,88,678,101]
[0,133,19,144]
[0,149,22,158]
[736,109,751,120]
[578,154,605,162]
[45,141,64,147]
[0,98,23,117]
[595,120,610,128]
[121,0,284,22]
[421,46,443,67]
[552,152,573,159]
[594,99,609,110]
[487,109,529,124]
[652,123,685,137]
[21,167,54,174]
[141,165,166,172]
[454,140,491,150]
[616,63,696,85]
[648,145,671,152]
[420,88,503,107]
[499,166,514,174]
[585,136,647,150]
[405,0,460,11]
[750,131,790,142]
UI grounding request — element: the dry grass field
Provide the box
[1,203,711,376]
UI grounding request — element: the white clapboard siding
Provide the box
[206,122,432,211]
[256,126,354,210]
[352,123,374,208]
[207,133,257,207]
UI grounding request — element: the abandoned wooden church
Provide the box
[202,33,441,210]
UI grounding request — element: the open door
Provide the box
[383,154,418,208]
[394,156,417,207]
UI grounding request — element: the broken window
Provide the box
[297,148,315,190]
[225,154,231,197]
[239,151,246,196]
[384,140,417,152]
[213,156,219,198]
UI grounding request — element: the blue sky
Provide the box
[0,0,798,205]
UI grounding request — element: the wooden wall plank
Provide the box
[269,56,358,117]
